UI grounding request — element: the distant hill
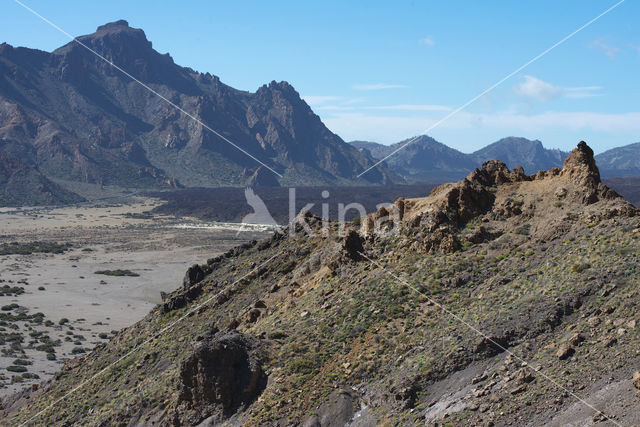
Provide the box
[595,142,640,177]
[471,137,567,174]
[0,20,399,206]
[353,136,640,183]
[603,177,640,207]
[351,136,476,182]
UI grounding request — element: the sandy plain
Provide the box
[0,198,271,395]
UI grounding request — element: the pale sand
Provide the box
[0,198,271,395]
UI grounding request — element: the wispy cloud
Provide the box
[515,75,562,101]
[364,104,451,112]
[629,44,640,55]
[564,86,603,99]
[352,83,409,91]
[591,37,619,59]
[419,36,435,46]
[515,76,602,101]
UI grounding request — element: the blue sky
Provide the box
[2,0,639,153]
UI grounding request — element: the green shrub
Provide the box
[0,241,71,256]
[6,365,27,373]
[571,262,590,273]
[288,358,316,375]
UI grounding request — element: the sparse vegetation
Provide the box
[2,143,640,426]
[0,242,71,256]
[94,269,140,277]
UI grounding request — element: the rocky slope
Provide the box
[2,142,640,426]
[0,20,399,206]
[595,142,640,177]
[472,137,567,175]
[0,146,84,206]
[351,135,476,182]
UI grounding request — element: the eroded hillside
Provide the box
[2,142,639,426]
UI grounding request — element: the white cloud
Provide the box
[564,86,603,99]
[629,44,640,55]
[352,83,409,91]
[591,38,619,59]
[364,104,451,112]
[515,76,603,101]
[419,36,435,46]
[515,75,562,101]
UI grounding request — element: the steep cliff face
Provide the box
[4,143,640,426]
[0,20,400,205]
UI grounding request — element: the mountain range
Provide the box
[0,20,399,206]
[351,136,640,183]
[1,20,639,207]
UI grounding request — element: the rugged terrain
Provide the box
[0,20,399,206]
[2,142,639,426]
[352,136,640,183]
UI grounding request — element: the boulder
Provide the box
[568,333,585,346]
[183,264,205,289]
[556,344,574,360]
[302,390,358,427]
[178,330,267,424]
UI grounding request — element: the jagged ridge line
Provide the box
[14,0,283,178]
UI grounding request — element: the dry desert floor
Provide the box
[0,198,272,395]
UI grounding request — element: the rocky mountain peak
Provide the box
[95,20,131,32]
[562,140,601,188]
[364,141,636,253]
[53,19,153,58]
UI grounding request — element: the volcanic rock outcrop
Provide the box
[177,329,267,424]
[364,141,636,253]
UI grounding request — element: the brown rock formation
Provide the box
[364,141,637,253]
[178,329,267,424]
